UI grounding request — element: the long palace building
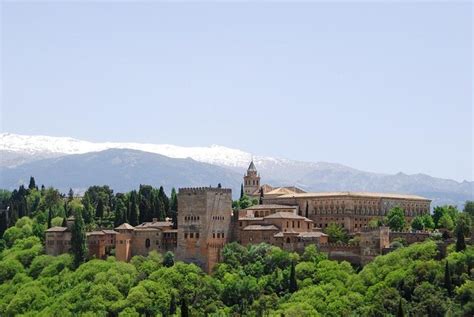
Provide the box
[46,161,431,272]
[243,161,431,233]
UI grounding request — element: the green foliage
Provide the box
[0,237,471,316]
[324,223,347,243]
[71,211,87,268]
[163,251,174,267]
[411,216,425,231]
[454,213,471,252]
[464,200,474,218]
[439,214,454,230]
[387,207,406,231]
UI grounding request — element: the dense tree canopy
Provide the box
[0,181,473,315]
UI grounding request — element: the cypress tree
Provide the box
[158,186,170,216]
[259,188,264,205]
[68,188,74,201]
[171,210,178,229]
[456,227,466,252]
[169,293,176,315]
[28,176,36,190]
[240,184,244,199]
[170,188,178,212]
[95,199,104,219]
[289,262,297,293]
[62,216,67,227]
[129,191,139,226]
[444,261,452,296]
[181,298,189,317]
[397,298,404,317]
[47,209,52,228]
[305,202,309,218]
[71,211,87,268]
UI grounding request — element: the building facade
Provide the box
[176,187,232,272]
[263,192,431,233]
[45,161,432,271]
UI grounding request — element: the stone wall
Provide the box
[176,187,232,272]
[389,231,431,245]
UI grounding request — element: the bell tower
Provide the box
[243,160,260,196]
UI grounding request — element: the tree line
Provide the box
[0,177,179,243]
[0,219,472,316]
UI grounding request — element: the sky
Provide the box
[1,1,472,182]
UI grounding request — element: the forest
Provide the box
[0,178,473,316]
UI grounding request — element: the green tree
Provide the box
[28,176,36,190]
[464,200,474,219]
[240,184,244,199]
[163,251,175,267]
[444,261,452,296]
[411,216,424,231]
[397,298,404,317]
[289,262,297,293]
[387,207,406,231]
[170,188,178,212]
[422,214,435,230]
[455,213,471,252]
[128,191,139,226]
[95,198,104,219]
[324,223,347,243]
[439,214,454,230]
[71,211,87,267]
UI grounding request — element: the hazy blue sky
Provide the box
[1,2,472,182]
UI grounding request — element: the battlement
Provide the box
[178,187,232,194]
[359,226,390,233]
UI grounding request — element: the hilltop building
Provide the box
[243,161,306,199]
[243,160,431,233]
[45,161,432,271]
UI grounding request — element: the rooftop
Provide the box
[46,226,68,232]
[243,225,279,231]
[247,161,257,172]
[115,223,135,230]
[264,212,311,221]
[135,221,173,228]
[244,204,297,210]
[274,191,430,201]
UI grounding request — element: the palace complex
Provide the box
[46,161,432,272]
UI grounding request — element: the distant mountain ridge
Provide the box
[0,133,472,207]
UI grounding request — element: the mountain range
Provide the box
[0,133,472,208]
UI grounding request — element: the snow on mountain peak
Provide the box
[0,133,259,168]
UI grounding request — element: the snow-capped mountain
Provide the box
[0,133,472,208]
[0,132,264,169]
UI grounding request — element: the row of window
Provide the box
[184,216,200,221]
[184,232,200,239]
[212,232,225,239]
[245,180,259,186]
[211,216,225,220]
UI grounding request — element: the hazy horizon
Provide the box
[1,2,472,182]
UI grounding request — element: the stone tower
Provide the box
[243,161,260,196]
[176,187,232,273]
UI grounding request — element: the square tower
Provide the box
[176,187,232,272]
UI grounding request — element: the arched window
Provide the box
[286,237,291,244]
[145,239,150,248]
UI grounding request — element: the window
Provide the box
[190,233,194,239]
[145,239,151,248]
[213,233,215,238]
[184,233,188,239]
[239,221,242,227]
[196,232,200,238]
[222,232,225,238]
[286,237,291,243]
